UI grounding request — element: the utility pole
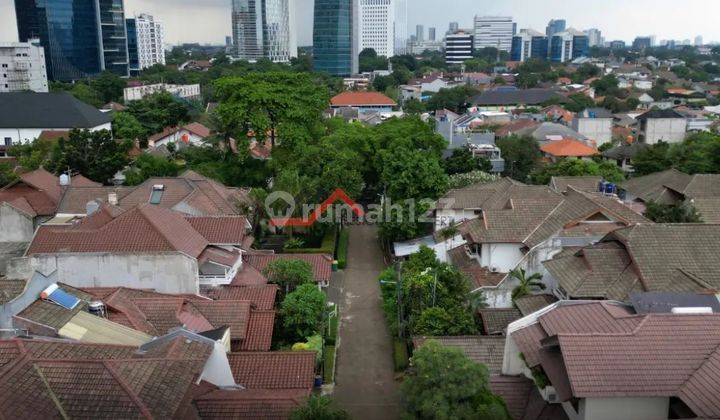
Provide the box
[396,260,404,340]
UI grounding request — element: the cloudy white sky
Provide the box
[1,0,719,46]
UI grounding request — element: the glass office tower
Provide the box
[15,0,103,81]
[232,0,295,62]
[126,17,139,75]
[313,0,357,76]
[15,0,129,81]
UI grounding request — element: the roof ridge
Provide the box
[103,360,154,419]
[31,362,70,418]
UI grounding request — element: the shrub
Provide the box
[337,228,349,269]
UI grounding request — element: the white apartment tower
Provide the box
[584,28,603,47]
[0,39,48,93]
[135,14,165,69]
[394,0,407,54]
[359,0,395,57]
[473,16,514,52]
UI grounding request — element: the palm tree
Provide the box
[510,268,546,301]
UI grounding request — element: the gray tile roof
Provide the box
[545,224,720,300]
[478,308,522,335]
[514,294,558,316]
[549,176,602,193]
[471,89,566,106]
[0,92,112,128]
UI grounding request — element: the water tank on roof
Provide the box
[59,174,70,186]
[605,183,616,195]
[598,181,607,193]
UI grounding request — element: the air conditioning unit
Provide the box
[546,390,558,403]
[490,266,499,273]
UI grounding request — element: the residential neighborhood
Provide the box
[1,0,720,419]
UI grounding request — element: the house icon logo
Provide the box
[268,188,364,227]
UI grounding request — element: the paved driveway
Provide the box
[331,225,401,419]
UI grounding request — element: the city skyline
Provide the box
[2,0,720,47]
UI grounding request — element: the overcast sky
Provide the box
[2,0,719,46]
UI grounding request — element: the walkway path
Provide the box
[331,225,401,419]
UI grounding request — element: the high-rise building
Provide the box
[473,16,514,52]
[511,29,548,62]
[232,0,297,62]
[393,0,407,55]
[610,40,626,50]
[358,0,395,57]
[545,19,566,37]
[448,22,459,35]
[549,29,588,62]
[428,27,436,42]
[584,28,602,47]
[632,36,652,50]
[695,35,704,46]
[15,0,129,81]
[0,39,49,92]
[445,31,473,65]
[416,25,425,43]
[126,13,165,73]
[313,0,358,76]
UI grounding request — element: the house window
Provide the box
[3,137,11,146]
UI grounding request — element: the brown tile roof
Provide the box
[193,388,307,419]
[227,352,316,390]
[16,283,95,330]
[236,310,275,351]
[489,375,568,420]
[494,119,541,137]
[0,168,67,216]
[478,308,522,335]
[446,245,505,288]
[330,91,396,107]
[202,285,278,310]
[0,336,213,418]
[186,216,248,244]
[56,186,133,214]
[245,253,333,284]
[413,336,506,374]
[27,204,211,257]
[517,303,720,417]
[0,279,26,305]
[231,263,270,286]
[545,224,720,300]
[513,294,558,316]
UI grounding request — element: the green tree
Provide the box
[495,135,542,182]
[591,74,621,96]
[126,91,191,135]
[281,283,328,342]
[379,146,448,200]
[123,154,180,186]
[90,71,126,103]
[644,201,703,223]
[113,112,145,141]
[0,162,18,188]
[564,93,596,112]
[426,85,479,113]
[48,129,131,183]
[447,170,498,189]
[529,159,625,185]
[510,268,546,301]
[414,306,477,336]
[631,142,673,176]
[403,98,425,114]
[402,340,509,420]
[359,48,389,72]
[213,72,329,146]
[263,259,315,293]
[69,83,103,107]
[290,395,349,420]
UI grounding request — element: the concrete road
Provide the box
[331,225,401,419]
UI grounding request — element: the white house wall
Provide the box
[435,209,479,230]
[480,243,524,273]
[0,205,34,242]
[644,118,687,144]
[0,123,112,144]
[8,253,199,294]
[573,118,613,146]
[571,397,670,420]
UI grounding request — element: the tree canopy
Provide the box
[402,340,509,419]
[631,133,720,176]
[280,283,327,342]
[529,158,626,185]
[47,129,131,184]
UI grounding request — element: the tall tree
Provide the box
[402,340,509,419]
[280,283,328,342]
[48,129,131,184]
[509,268,546,301]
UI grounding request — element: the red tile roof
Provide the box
[236,310,276,351]
[193,388,307,419]
[186,216,248,244]
[540,138,598,157]
[330,91,396,107]
[231,263,270,286]
[227,352,316,390]
[495,119,541,137]
[202,285,278,310]
[27,204,210,257]
[0,337,213,418]
[512,301,720,418]
[245,253,333,284]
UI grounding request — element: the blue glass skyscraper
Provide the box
[313,0,358,76]
[126,17,139,75]
[15,0,129,81]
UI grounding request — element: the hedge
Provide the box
[393,339,409,372]
[323,345,336,383]
[285,230,336,254]
[337,228,349,269]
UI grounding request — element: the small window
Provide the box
[4,137,11,146]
